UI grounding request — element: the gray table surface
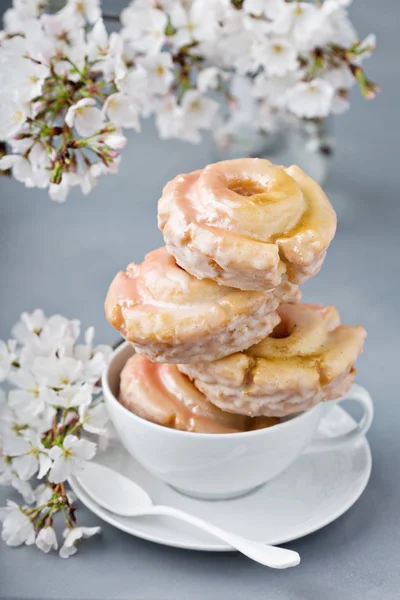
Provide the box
[0,1,399,599]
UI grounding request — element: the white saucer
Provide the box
[69,405,372,552]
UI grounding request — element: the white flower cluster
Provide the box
[0,0,377,201]
[0,309,112,558]
[0,0,131,201]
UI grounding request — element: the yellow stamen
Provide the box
[13,110,23,123]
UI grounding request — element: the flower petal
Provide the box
[37,453,52,479]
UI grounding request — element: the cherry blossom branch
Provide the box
[0,0,378,198]
[0,309,112,557]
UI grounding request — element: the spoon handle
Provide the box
[150,505,300,569]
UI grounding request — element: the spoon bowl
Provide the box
[78,462,153,516]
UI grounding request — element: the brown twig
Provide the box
[52,414,58,438]
[103,14,120,23]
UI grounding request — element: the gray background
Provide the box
[0,1,399,598]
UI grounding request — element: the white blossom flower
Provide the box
[0,340,17,382]
[74,164,101,196]
[33,483,52,506]
[41,28,87,82]
[7,369,41,405]
[11,477,36,504]
[86,20,126,80]
[325,66,355,91]
[252,37,298,76]
[79,402,109,436]
[39,10,80,36]
[87,17,108,59]
[197,67,220,93]
[16,312,79,361]
[103,94,141,130]
[0,50,49,102]
[1,399,54,439]
[311,0,357,47]
[252,72,302,108]
[0,500,35,547]
[0,91,30,141]
[181,90,219,131]
[155,96,184,140]
[49,173,80,203]
[59,0,101,25]
[32,355,84,388]
[12,309,47,345]
[48,435,96,483]
[286,78,334,118]
[74,327,111,384]
[115,65,150,114]
[0,400,32,438]
[4,431,52,481]
[286,2,321,52]
[6,0,44,23]
[4,142,49,188]
[39,13,86,72]
[77,160,121,194]
[2,9,23,33]
[170,1,216,49]
[65,99,104,137]
[59,525,101,558]
[138,53,174,95]
[0,155,37,187]
[217,30,255,75]
[36,525,58,553]
[7,384,47,423]
[121,7,168,55]
[42,383,93,410]
[4,360,54,431]
[243,0,286,19]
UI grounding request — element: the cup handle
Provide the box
[306,384,374,452]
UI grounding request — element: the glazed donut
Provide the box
[179,303,367,417]
[119,354,279,433]
[105,247,300,364]
[158,158,337,291]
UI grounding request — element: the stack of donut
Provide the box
[105,158,366,432]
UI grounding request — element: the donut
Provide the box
[158,158,337,291]
[105,247,301,364]
[119,354,279,433]
[179,303,367,417]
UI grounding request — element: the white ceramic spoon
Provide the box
[76,462,300,569]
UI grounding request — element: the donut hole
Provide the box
[270,320,292,339]
[227,177,266,197]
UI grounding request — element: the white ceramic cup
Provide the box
[103,343,374,501]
